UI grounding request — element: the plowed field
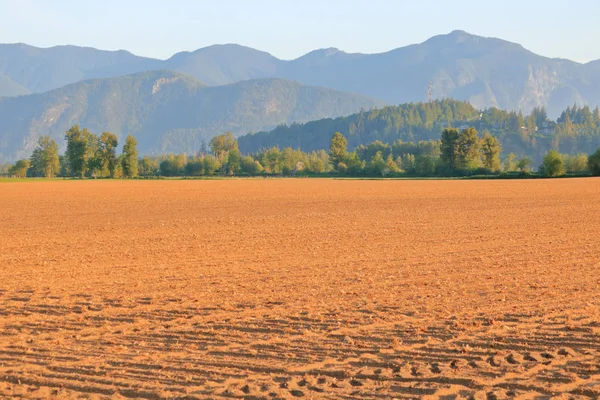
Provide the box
[1,179,599,399]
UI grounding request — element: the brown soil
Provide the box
[0,179,599,399]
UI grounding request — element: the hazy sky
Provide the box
[1,0,598,62]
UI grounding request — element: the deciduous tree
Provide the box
[541,150,566,177]
[564,154,588,173]
[456,127,481,170]
[329,132,348,168]
[588,148,600,176]
[481,132,502,171]
[516,157,531,173]
[122,135,139,178]
[227,148,242,175]
[99,132,119,177]
[210,132,238,161]
[65,125,93,178]
[440,128,459,170]
[30,136,60,178]
[9,159,30,178]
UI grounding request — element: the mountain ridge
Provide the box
[2,31,599,116]
[0,70,383,161]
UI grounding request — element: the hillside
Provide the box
[0,71,382,161]
[162,44,279,86]
[0,73,30,97]
[238,99,600,165]
[277,31,600,117]
[2,31,600,115]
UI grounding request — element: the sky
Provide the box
[1,0,599,63]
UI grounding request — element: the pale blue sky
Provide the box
[1,0,598,62]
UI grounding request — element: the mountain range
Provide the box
[2,30,600,161]
[3,30,600,116]
[0,71,382,161]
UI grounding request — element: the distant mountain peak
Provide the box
[292,48,353,66]
[424,30,481,45]
[302,47,345,57]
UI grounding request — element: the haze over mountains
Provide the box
[2,30,600,160]
[0,71,382,161]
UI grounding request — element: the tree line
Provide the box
[5,126,139,179]
[237,100,600,166]
[4,125,599,179]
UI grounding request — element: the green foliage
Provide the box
[241,100,479,155]
[239,100,600,168]
[0,162,11,176]
[385,154,400,173]
[9,159,30,178]
[113,155,124,179]
[210,132,238,161]
[414,156,437,176]
[588,148,600,176]
[139,156,159,177]
[456,128,482,170]
[306,150,329,173]
[516,157,532,173]
[29,136,60,178]
[564,154,589,173]
[160,154,187,176]
[504,153,517,172]
[65,125,93,178]
[344,152,366,176]
[481,131,502,171]
[241,156,264,175]
[99,132,119,178]
[401,154,416,173]
[356,141,391,163]
[368,151,387,176]
[541,150,566,177]
[440,127,481,172]
[329,132,348,169]
[440,128,460,170]
[122,135,139,178]
[227,148,242,175]
[14,122,600,180]
[203,155,221,176]
[184,157,204,176]
[336,162,348,175]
